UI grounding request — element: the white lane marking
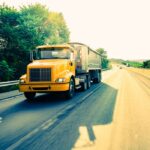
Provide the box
[81,91,94,101]
[6,119,56,150]
[0,117,2,123]
[0,93,44,103]
[42,118,57,130]
[6,128,39,150]
[6,84,103,150]
[41,119,54,130]
[81,84,103,101]
[40,119,52,128]
[0,94,23,103]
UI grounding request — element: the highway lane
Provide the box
[12,69,120,150]
[111,69,150,150]
[0,85,101,150]
[0,68,150,150]
[0,69,117,150]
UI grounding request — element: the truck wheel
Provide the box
[24,92,36,101]
[81,78,87,91]
[65,78,75,99]
[87,75,91,89]
[94,71,101,83]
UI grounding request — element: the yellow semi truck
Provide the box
[19,42,101,101]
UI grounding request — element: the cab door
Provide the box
[69,51,75,76]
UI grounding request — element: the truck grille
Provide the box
[30,68,51,82]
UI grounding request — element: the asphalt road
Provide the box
[0,68,150,150]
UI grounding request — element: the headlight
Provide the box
[55,78,66,83]
[19,79,25,84]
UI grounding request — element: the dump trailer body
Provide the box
[69,42,101,74]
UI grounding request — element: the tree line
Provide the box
[122,60,150,68]
[96,48,110,69]
[143,60,150,68]
[0,3,110,82]
[0,3,70,81]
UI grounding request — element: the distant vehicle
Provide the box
[19,42,102,101]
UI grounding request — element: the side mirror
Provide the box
[30,50,37,62]
[69,61,73,66]
[69,52,74,66]
[70,52,74,61]
[30,51,33,62]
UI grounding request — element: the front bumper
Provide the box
[19,83,69,92]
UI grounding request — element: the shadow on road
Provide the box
[0,83,98,116]
[0,82,118,150]
[71,84,117,149]
[34,82,118,150]
[0,92,70,117]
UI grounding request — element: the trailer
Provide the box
[69,42,101,89]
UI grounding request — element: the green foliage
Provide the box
[123,61,143,68]
[46,12,70,44]
[19,4,49,48]
[0,3,70,81]
[0,5,20,80]
[143,60,150,68]
[96,48,110,69]
[0,60,14,81]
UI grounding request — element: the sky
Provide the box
[1,0,150,60]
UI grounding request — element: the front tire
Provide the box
[65,78,75,99]
[24,92,36,101]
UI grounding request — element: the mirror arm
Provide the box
[30,51,33,62]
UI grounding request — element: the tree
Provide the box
[19,4,50,48]
[96,48,109,69]
[143,60,150,68]
[0,4,19,80]
[45,12,70,44]
[0,3,70,81]
[0,60,14,81]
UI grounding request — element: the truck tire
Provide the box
[81,78,87,91]
[24,92,36,101]
[65,78,75,99]
[94,71,101,83]
[87,75,91,89]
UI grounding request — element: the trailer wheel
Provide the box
[87,75,91,89]
[65,78,75,99]
[81,78,87,91]
[94,71,101,83]
[24,92,36,101]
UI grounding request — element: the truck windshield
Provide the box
[35,48,71,59]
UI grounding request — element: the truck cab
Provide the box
[19,44,76,101]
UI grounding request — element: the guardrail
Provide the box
[0,69,110,88]
[0,80,19,87]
